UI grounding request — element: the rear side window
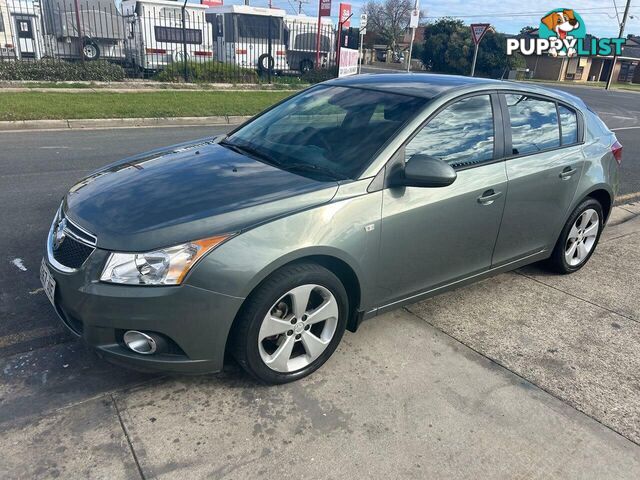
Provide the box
[558,105,578,145]
[406,95,495,168]
[505,94,560,155]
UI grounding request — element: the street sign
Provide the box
[339,3,352,27]
[470,23,490,45]
[319,0,331,17]
[360,13,367,28]
[409,9,419,28]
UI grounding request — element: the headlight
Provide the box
[100,235,230,285]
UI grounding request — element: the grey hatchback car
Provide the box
[42,74,622,383]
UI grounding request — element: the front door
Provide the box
[377,93,508,307]
[15,17,36,59]
[492,93,584,266]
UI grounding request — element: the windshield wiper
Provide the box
[219,140,280,167]
[221,140,344,180]
[279,162,346,181]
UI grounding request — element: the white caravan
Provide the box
[0,0,16,58]
[6,0,44,60]
[39,0,127,62]
[205,5,289,72]
[284,14,334,72]
[122,0,212,71]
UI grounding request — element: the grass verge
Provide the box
[0,90,294,121]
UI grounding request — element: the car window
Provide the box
[558,105,578,145]
[505,94,560,155]
[225,86,428,180]
[405,95,495,168]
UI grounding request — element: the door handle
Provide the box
[559,166,577,180]
[477,189,503,205]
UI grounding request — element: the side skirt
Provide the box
[362,249,549,321]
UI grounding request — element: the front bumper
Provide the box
[44,248,245,374]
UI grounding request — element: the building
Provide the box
[522,31,640,84]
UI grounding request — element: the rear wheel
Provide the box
[257,53,274,74]
[82,41,100,61]
[230,263,348,384]
[300,59,313,73]
[547,198,603,273]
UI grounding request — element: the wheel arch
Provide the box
[585,188,612,222]
[227,251,364,354]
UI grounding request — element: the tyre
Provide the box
[230,263,348,384]
[300,59,313,73]
[82,41,100,61]
[257,53,274,73]
[547,198,604,274]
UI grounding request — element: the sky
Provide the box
[221,0,640,38]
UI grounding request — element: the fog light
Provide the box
[123,330,157,355]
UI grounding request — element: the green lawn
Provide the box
[0,91,293,121]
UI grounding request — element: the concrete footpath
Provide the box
[1,205,640,479]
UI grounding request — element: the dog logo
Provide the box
[539,8,586,57]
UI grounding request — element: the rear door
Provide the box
[377,93,508,306]
[492,92,584,266]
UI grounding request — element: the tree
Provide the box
[519,26,537,35]
[363,0,413,51]
[421,18,525,78]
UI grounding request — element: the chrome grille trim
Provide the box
[46,205,97,273]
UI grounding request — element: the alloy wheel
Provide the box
[564,208,599,266]
[258,284,339,373]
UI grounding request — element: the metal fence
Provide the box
[0,0,340,82]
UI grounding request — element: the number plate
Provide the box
[40,259,56,306]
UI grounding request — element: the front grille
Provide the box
[52,236,94,269]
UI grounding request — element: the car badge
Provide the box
[53,218,67,250]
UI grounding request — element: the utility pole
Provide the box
[182,0,189,82]
[606,0,631,90]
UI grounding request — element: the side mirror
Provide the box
[396,154,457,188]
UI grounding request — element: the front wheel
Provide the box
[547,198,603,273]
[230,263,348,384]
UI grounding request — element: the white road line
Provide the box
[11,258,27,271]
[612,126,640,131]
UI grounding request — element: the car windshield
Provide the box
[222,85,428,181]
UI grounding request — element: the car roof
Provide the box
[325,73,504,98]
[324,73,586,109]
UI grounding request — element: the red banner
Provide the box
[201,0,223,6]
[339,3,352,27]
[319,0,332,17]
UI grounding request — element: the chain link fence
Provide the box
[0,0,340,83]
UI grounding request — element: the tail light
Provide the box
[194,51,213,57]
[611,140,623,165]
[145,48,167,54]
[276,50,286,56]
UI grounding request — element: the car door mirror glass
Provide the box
[398,154,457,188]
